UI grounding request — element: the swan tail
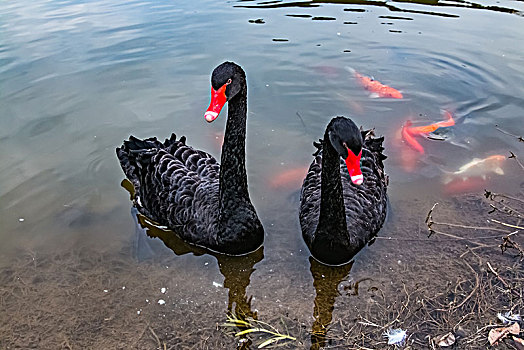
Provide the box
[116,133,187,187]
[312,139,323,156]
[362,129,387,162]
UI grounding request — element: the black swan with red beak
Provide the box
[299,117,388,265]
[116,62,264,255]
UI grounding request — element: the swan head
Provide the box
[328,117,364,185]
[205,62,246,122]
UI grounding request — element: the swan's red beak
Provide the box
[205,83,228,123]
[345,148,363,185]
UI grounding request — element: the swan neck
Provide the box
[219,86,250,208]
[317,133,348,239]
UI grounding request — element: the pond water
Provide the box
[1,0,524,348]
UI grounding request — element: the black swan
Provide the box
[299,116,388,265]
[116,62,264,255]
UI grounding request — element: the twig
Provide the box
[486,262,520,297]
[495,126,524,143]
[295,112,307,132]
[489,219,524,230]
[500,234,524,261]
[509,151,524,171]
[149,326,162,349]
[454,261,479,309]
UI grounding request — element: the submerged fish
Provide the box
[401,120,425,154]
[401,111,456,154]
[442,154,506,186]
[407,111,455,134]
[269,166,309,189]
[447,154,505,180]
[347,67,403,99]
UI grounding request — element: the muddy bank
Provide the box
[1,191,523,349]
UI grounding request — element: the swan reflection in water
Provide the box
[308,257,352,349]
[126,193,263,323]
[124,178,364,348]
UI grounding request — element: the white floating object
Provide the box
[436,332,456,347]
[158,299,165,305]
[497,311,522,324]
[384,328,407,345]
[18,218,24,222]
[103,289,108,293]
[212,281,223,288]
[160,287,166,294]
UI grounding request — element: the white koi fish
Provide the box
[443,154,505,185]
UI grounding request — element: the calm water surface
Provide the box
[1,0,524,347]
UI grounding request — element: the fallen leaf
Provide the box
[436,332,455,347]
[488,323,520,345]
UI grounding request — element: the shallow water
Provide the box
[1,0,524,348]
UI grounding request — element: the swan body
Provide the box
[116,62,263,255]
[299,117,388,265]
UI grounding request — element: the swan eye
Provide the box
[226,79,232,85]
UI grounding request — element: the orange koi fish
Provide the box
[407,111,455,134]
[401,120,424,154]
[347,67,403,99]
[401,111,456,153]
[269,166,309,190]
[442,176,489,195]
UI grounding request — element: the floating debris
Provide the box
[488,322,520,345]
[285,14,312,18]
[497,311,522,324]
[435,332,456,347]
[311,16,336,21]
[18,218,24,222]
[160,287,166,294]
[158,299,166,305]
[213,281,223,288]
[248,18,265,24]
[384,328,407,345]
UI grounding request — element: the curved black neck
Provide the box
[219,84,250,210]
[316,129,349,243]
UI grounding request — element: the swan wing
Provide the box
[299,153,322,245]
[116,134,220,245]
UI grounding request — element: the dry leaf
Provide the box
[436,332,456,347]
[488,323,520,345]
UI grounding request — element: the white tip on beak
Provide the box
[351,174,363,185]
[204,111,218,123]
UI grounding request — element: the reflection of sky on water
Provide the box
[1,0,524,347]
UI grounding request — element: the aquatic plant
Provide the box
[223,314,296,348]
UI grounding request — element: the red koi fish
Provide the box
[401,120,424,154]
[269,166,309,190]
[401,111,456,153]
[347,67,403,99]
[442,176,489,195]
[407,111,455,134]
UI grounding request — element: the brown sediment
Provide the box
[1,190,523,349]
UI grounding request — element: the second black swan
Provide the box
[116,62,264,255]
[299,116,388,265]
